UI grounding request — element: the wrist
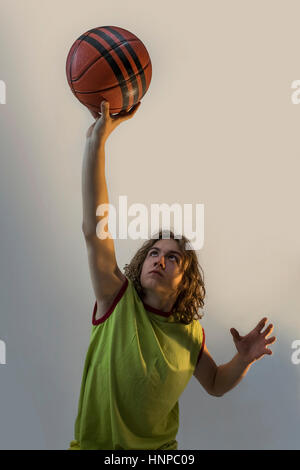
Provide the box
[86,135,106,154]
[236,352,253,368]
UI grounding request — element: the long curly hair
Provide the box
[123,229,206,324]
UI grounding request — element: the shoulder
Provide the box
[92,275,130,324]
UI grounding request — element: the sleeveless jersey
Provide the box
[69,276,205,450]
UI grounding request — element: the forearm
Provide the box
[81,138,109,237]
[212,353,252,397]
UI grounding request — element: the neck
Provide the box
[141,289,177,313]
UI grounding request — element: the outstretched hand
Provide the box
[86,100,141,142]
[230,317,276,366]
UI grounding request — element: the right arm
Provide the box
[81,100,141,304]
[82,137,125,301]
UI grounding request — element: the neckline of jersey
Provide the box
[141,300,173,317]
[127,276,173,317]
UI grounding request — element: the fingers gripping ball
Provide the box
[85,100,141,140]
[66,25,152,114]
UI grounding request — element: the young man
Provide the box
[69,101,276,450]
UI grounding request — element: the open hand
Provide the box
[230,317,276,365]
[86,100,141,142]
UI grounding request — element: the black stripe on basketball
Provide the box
[76,35,130,111]
[73,62,151,97]
[103,26,147,100]
[71,39,139,84]
[88,28,141,105]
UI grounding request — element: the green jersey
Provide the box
[69,276,205,450]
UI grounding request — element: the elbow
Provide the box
[82,222,88,236]
[210,369,224,397]
[209,368,224,397]
[82,223,95,239]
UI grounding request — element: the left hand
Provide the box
[230,317,276,365]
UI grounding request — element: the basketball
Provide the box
[66,26,152,115]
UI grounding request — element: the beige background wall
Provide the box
[0,0,299,449]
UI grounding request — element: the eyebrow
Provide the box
[149,247,183,259]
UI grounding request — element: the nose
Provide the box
[154,255,165,269]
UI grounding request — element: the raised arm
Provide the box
[81,100,141,308]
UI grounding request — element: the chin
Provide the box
[140,277,156,292]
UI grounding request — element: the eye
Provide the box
[149,250,157,256]
[149,250,178,262]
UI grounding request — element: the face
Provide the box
[140,238,185,297]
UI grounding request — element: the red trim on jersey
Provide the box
[92,277,129,325]
[91,277,203,331]
[142,301,173,317]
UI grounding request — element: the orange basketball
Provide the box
[66,26,152,114]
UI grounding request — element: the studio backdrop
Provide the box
[0,0,300,450]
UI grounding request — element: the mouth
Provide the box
[149,270,163,277]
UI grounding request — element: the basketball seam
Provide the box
[72,60,151,93]
[71,39,141,83]
[68,30,94,107]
